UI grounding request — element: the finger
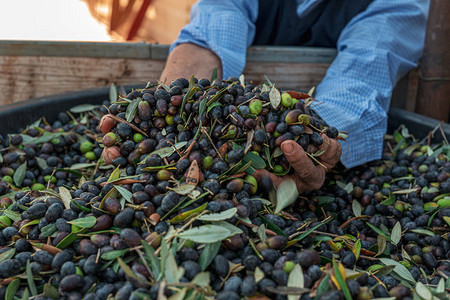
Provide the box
[280,140,317,179]
[319,133,342,165]
[253,169,284,188]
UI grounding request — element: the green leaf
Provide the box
[292,218,331,243]
[126,97,140,122]
[269,84,281,108]
[207,84,233,107]
[210,67,218,83]
[352,200,362,217]
[165,252,181,284]
[257,224,268,243]
[258,213,288,237]
[147,141,187,159]
[26,260,38,296]
[391,222,402,245]
[13,162,27,186]
[288,264,304,300]
[381,192,396,206]
[176,225,232,243]
[410,228,435,237]
[242,151,267,170]
[2,210,21,222]
[315,274,330,299]
[118,257,149,285]
[142,241,160,279]
[380,258,415,283]
[275,179,299,214]
[332,259,352,300]
[101,249,128,260]
[198,241,221,271]
[207,102,223,114]
[69,104,99,113]
[317,196,335,205]
[41,223,57,237]
[35,156,48,170]
[109,83,117,103]
[198,98,207,116]
[69,162,97,170]
[198,207,237,222]
[108,166,121,182]
[5,278,20,300]
[366,222,391,242]
[169,202,207,224]
[415,282,432,300]
[191,272,210,287]
[68,216,97,228]
[42,283,60,299]
[168,184,196,196]
[115,185,132,202]
[21,288,29,300]
[214,221,244,236]
[56,228,87,249]
[353,240,361,260]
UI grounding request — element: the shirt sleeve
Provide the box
[170,0,258,79]
[313,0,430,168]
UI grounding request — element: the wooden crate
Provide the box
[0,40,418,118]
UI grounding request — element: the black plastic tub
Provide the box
[0,86,449,142]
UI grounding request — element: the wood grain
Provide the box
[0,56,330,105]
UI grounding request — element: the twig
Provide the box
[201,127,223,160]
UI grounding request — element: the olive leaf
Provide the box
[109,83,117,103]
[13,162,27,186]
[390,222,402,245]
[42,283,59,299]
[198,241,221,271]
[118,257,150,285]
[68,216,97,228]
[366,223,391,242]
[115,185,132,203]
[210,67,218,83]
[332,259,352,300]
[58,186,72,210]
[287,264,304,300]
[242,151,266,169]
[125,97,140,123]
[197,207,237,222]
[0,248,16,263]
[316,274,331,298]
[415,282,432,300]
[275,179,299,214]
[56,228,87,249]
[352,200,362,217]
[258,213,287,237]
[35,156,48,170]
[410,228,435,237]
[5,278,20,300]
[376,235,387,257]
[168,184,196,196]
[3,210,21,222]
[353,240,361,260]
[26,260,38,296]
[176,225,232,243]
[214,221,244,236]
[381,192,396,206]
[269,84,281,108]
[379,258,415,283]
[191,272,211,287]
[142,241,161,279]
[41,223,58,237]
[69,104,99,113]
[257,224,267,243]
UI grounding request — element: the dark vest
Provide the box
[253,0,374,47]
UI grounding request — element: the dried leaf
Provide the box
[257,224,267,243]
[288,264,304,300]
[269,84,281,108]
[198,207,237,222]
[176,225,233,243]
[185,160,199,186]
[353,240,361,260]
[275,179,299,214]
[244,130,254,154]
[58,186,72,210]
[13,162,27,186]
[352,200,362,217]
[254,267,265,283]
[376,235,387,257]
[391,222,402,245]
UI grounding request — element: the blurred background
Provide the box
[0,0,448,122]
[0,0,194,43]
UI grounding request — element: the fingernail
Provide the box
[281,142,294,155]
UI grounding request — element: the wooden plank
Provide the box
[0,56,330,105]
[415,0,450,122]
[0,41,336,63]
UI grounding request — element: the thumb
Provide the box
[280,140,316,177]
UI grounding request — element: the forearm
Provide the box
[160,43,222,84]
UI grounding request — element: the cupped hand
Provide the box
[253,134,342,193]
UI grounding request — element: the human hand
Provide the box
[253,134,342,193]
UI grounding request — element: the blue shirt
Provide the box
[170,0,430,168]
